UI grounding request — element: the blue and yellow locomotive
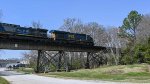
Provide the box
[50,30,94,46]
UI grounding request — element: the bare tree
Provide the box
[83,22,107,46]
[60,18,108,46]
[59,18,111,68]
[137,14,150,44]
[22,51,38,68]
[32,21,43,28]
[0,10,3,56]
[60,18,84,33]
[0,9,3,22]
[105,27,123,65]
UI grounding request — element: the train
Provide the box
[0,23,94,46]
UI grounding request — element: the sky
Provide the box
[0,0,150,59]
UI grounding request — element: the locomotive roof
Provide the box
[28,27,48,31]
[50,30,89,35]
[49,30,70,33]
[0,22,48,31]
[0,22,20,27]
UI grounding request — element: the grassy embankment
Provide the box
[41,64,150,83]
[0,77,9,84]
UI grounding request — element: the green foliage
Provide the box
[15,68,34,74]
[71,59,82,70]
[145,38,150,64]
[121,37,150,64]
[119,10,142,43]
[28,61,37,71]
[45,64,150,83]
[121,55,132,64]
[133,44,146,63]
[119,10,143,64]
[0,77,9,84]
[145,49,150,64]
[120,47,133,64]
[133,38,150,64]
[49,64,57,72]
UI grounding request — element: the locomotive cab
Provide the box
[49,30,70,41]
[86,35,94,46]
[50,32,56,40]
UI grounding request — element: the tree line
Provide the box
[23,10,150,71]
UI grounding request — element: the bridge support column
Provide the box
[36,50,42,73]
[36,50,50,73]
[57,51,62,71]
[57,51,68,72]
[85,52,91,69]
[86,52,104,68]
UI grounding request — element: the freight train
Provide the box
[0,23,94,46]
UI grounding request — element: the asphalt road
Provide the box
[0,68,134,84]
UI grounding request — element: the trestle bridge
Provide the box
[0,35,113,73]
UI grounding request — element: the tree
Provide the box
[118,10,142,64]
[145,38,150,64]
[106,27,123,65]
[59,18,84,33]
[0,10,3,56]
[119,10,142,45]
[59,18,110,68]
[60,18,107,46]
[83,22,107,46]
[22,51,38,68]
[0,9,3,22]
[32,21,43,28]
[137,14,150,44]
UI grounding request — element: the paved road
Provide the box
[0,68,134,84]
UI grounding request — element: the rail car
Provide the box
[0,22,94,46]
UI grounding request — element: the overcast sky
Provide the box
[0,0,150,59]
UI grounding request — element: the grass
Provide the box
[15,67,34,74]
[0,77,9,84]
[41,64,150,83]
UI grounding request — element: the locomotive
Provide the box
[50,30,94,46]
[0,23,94,46]
[0,23,48,38]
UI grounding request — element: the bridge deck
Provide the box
[0,36,106,52]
